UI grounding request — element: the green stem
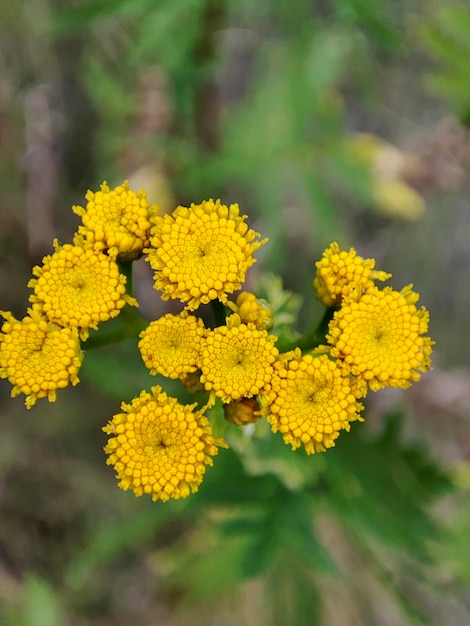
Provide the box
[211,298,227,327]
[118,260,133,294]
[276,307,335,353]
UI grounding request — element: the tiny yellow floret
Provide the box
[103,386,228,502]
[73,181,159,260]
[200,319,278,403]
[262,350,364,455]
[144,199,268,310]
[327,284,433,391]
[0,310,82,408]
[138,312,206,379]
[28,240,137,341]
[227,291,274,330]
[314,242,391,307]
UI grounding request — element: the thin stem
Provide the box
[118,260,133,294]
[211,298,227,327]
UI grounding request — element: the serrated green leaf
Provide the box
[241,519,281,579]
[277,491,337,574]
[325,413,451,560]
[197,447,282,505]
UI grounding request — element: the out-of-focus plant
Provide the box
[417,2,470,125]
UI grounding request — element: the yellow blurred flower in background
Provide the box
[347,132,426,220]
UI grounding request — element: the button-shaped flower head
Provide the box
[28,240,137,341]
[262,350,364,455]
[138,312,206,379]
[327,284,433,391]
[200,315,278,404]
[73,181,159,260]
[0,310,82,408]
[144,199,268,310]
[103,386,227,502]
[314,242,391,308]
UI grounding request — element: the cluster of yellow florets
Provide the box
[0,181,147,407]
[144,199,267,310]
[313,241,391,307]
[1,182,434,503]
[73,181,159,261]
[102,386,227,502]
[314,243,434,392]
[263,350,364,455]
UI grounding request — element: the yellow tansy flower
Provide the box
[327,284,433,391]
[227,291,274,330]
[28,240,137,341]
[200,315,278,404]
[313,242,391,307]
[103,386,227,502]
[0,310,82,409]
[144,199,268,310]
[72,181,159,260]
[138,312,206,379]
[262,351,364,455]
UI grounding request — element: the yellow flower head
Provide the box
[200,315,278,403]
[0,310,82,408]
[145,199,268,310]
[73,181,159,260]
[28,240,137,341]
[327,284,433,391]
[227,291,274,330]
[313,242,391,307]
[103,386,227,502]
[262,350,364,455]
[224,396,262,426]
[138,312,206,379]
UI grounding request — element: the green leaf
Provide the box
[197,447,281,505]
[65,499,188,589]
[51,0,149,31]
[21,575,62,626]
[325,412,452,560]
[277,491,337,574]
[417,4,470,117]
[174,534,255,600]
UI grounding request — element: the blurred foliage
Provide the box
[417,2,470,124]
[1,0,470,624]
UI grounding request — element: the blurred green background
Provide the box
[1,0,470,624]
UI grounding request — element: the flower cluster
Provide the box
[0,182,146,407]
[1,182,434,503]
[316,243,433,392]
